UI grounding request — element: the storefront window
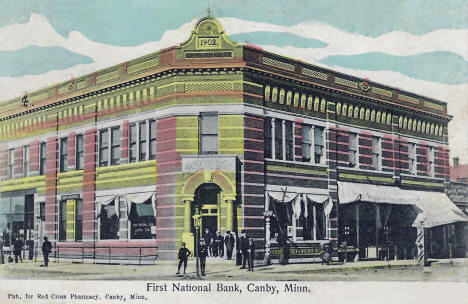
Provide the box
[0,195,34,247]
[99,202,119,240]
[129,198,156,239]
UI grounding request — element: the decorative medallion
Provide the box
[21,93,29,107]
[358,80,371,92]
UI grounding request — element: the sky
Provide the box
[0,0,467,163]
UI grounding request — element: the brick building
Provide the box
[0,17,466,262]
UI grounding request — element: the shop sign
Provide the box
[182,156,236,172]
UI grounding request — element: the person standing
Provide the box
[224,231,235,260]
[215,231,224,258]
[239,229,248,269]
[41,236,52,267]
[198,238,208,276]
[176,242,191,275]
[203,228,213,257]
[247,238,256,271]
[13,237,24,263]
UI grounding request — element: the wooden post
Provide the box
[356,203,360,260]
[375,204,379,259]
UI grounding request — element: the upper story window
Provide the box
[39,142,46,175]
[274,119,283,159]
[285,121,294,161]
[349,133,358,168]
[264,118,272,159]
[7,149,14,179]
[23,146,29,177]
[111,128,121,165]
[302,125,312,162]
[313,127,324,164]
[59,138,68,173]
[139,122,147,161]
[99,129,109,167]
[371,136,381,171]
[129,120,156,163]
[199,112,218,155]
[99,127,121,166]
[428,146,435,177]
[76,135,84,170]
[408,143,416,175]
[149,120,157,160]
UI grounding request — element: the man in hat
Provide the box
[203,228,213,257]
[215,231,224,258]
[239,229,248,269]
[247,238,256,271]
[198,238,208,276]
[41,236,52,267]
[13,236,24,263]
[176,242,191,275]
[224,231,235,260]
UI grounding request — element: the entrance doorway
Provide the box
[193,183,221,238]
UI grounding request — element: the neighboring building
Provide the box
[0,17,466,263]
[447,158,468,249]
[451,157,468,184]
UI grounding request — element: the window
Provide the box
[302,125,312,162]
[59,199,82,241]
[199,112,218,155]
[59,138,68,172]
[99,201,119,240]
[149,120,156,160]
[428,146,435,177]
[314,127,324,164]
[129,199,156,239]
[39,142,46,175]
[75,135,84,170]
[39,202,45,221]
[264,118,272,159]
[285,121,294,161]
[129,124,137,163]
[371,137,381,170]
[274,119,283,159]
[23,146,29,177]
[111,128,121,165]
[7,149,14,179]
[139,122,147,161]
[349,133,358,167]
[99,129,109,166]
[408,143,416,175]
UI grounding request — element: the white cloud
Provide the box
[220,17,468,61]
[0,14,467,163]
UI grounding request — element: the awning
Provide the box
[96,195,119,218]
[338,182,417,205]
[126,192,156,217]
[338,181,468,228]
[411,191,468,228]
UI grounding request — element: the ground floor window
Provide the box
[0,195,34,247]
[129,197,156,239]
[59,199,82,241]
[99,200,119,240]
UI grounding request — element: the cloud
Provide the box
[229,32,327,48]
[219,17,468,61]
[0,14,466,162]
[320,52,468,85]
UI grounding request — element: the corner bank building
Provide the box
[0,17,466,262]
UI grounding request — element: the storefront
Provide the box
[337,182,467,260]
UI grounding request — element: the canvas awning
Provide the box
[411,191,468,228]
[96,195,119,218]
[126,192,156,217]
[337,182,417,205]
[338,181,468,228]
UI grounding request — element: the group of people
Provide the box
[202,228,236,259]
[176,229,256,276]
[1,235,52,267]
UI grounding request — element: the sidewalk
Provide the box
[1,257,467,281]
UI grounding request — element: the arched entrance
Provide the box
[193,183,222,238]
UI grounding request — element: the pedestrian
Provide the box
[224,231,235,260]
[41,236,52,267]
[239,229,248,269]
[247,238,255,271]
[235,232,242,266]
[198,238,208,276]
[13,236,24,263]
[203,228,213,257]
[215,231,224,258]
[176,242,191,275]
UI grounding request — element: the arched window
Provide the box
[336,102,342,115]
[342,104,348,116]
[300,93,307,109]
[286,90,293,106]
[403,117,408,129]
[293,92,300,107]
[348,104,354,117]
[371,110,376,122]
[307,96,313,110]
[354,106,359,119]
[314,97,320,112]
[279,88,285,104]
[320,98,326,113]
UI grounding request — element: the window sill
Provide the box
[265,158,327,168]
